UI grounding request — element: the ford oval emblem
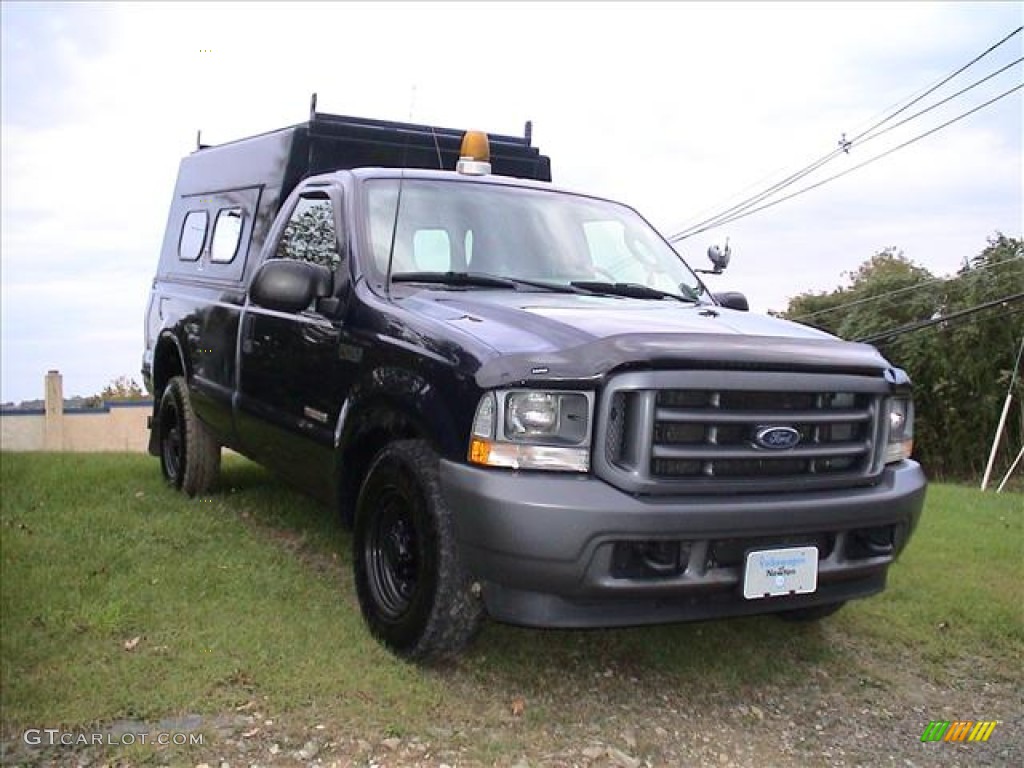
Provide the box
[754,426,801,450]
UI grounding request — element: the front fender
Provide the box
[337,364,466,460]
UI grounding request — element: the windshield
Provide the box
[363,178,705,299]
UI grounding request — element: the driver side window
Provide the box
[275,194,341,271]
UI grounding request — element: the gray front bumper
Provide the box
[440,460,927,627]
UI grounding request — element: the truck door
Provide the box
[236,187,353,500]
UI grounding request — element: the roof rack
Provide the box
[300,92,550,181]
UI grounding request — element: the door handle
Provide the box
[241,314,255,355]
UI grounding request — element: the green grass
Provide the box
[849,484,1023,672]
[1,454,436,729]
[1,452,1021,761]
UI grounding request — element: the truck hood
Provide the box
[397,290,892,387]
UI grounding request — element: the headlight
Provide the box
[884,397,914,463]
[469,390,592,472]
[507,392,559,436]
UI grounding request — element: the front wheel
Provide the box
[353,440,482,661]
[158,376,220,496]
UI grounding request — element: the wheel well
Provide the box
[153,337,185,403]
[338,406,425,525]
[147,338,185,456]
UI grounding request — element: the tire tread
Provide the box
[162,376,221,496]
[354,439,482,662]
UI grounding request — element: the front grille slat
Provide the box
[655,407,872,425]
[651,388,874,481]
[652,441,870,461]
[599,370,887,495]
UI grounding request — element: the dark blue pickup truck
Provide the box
[143,105,926,661]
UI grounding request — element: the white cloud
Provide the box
[2,0,1022,401]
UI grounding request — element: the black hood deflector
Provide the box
[475,333,892,388]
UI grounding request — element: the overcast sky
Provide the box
[1,1,1021,403]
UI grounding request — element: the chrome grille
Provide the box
[598,370,887,494]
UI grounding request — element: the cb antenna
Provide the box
[385,85,417,299]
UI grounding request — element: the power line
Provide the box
[685,82,1023,235]
[667,26,1023,242]
[791,254,1023,323]
[861,293,1024,344]
[877,305,1024,362]
[795,275,942,323]
[879,303,1024,347]
[679,82,1023,237]
[669,27,1022,241]
[668,147,840,242]
[875,305,1024,370]
[850,26,1022,145]
[853,56,1023,152]
[855,292,1024,344]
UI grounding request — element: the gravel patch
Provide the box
[3,656,1019,768]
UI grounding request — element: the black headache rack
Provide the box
[301,111,551,183]
[193,109,552,201]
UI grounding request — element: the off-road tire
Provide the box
[158,376,221,496]
[353,439,483,662]
[777,601,846,622]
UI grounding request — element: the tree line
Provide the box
[781,233,1023,480]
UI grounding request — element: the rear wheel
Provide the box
[777,601,846,622]
[158,376,220,496]
[353,439,482,661]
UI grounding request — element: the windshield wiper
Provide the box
[570,281,700,303]
[392,271,584,294]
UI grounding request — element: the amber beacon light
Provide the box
[457,131,491,176]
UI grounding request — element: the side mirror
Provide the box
[250,260,332,313]
[714,291,749,312]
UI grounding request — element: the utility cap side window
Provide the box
[211,208,244,263]
[275,193,341,271]
[178,211,207,261]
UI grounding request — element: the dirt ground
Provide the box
[3,637,1019,768]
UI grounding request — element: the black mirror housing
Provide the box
[250,260,333,313]
[714,291,749,312]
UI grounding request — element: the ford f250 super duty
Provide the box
[143,105,927,660]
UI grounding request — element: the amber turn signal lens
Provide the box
[469,437,492,465]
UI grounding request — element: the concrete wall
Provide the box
[1,371,152,453]
[1,410,45,451]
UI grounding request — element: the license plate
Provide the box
[743,546,818,599]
